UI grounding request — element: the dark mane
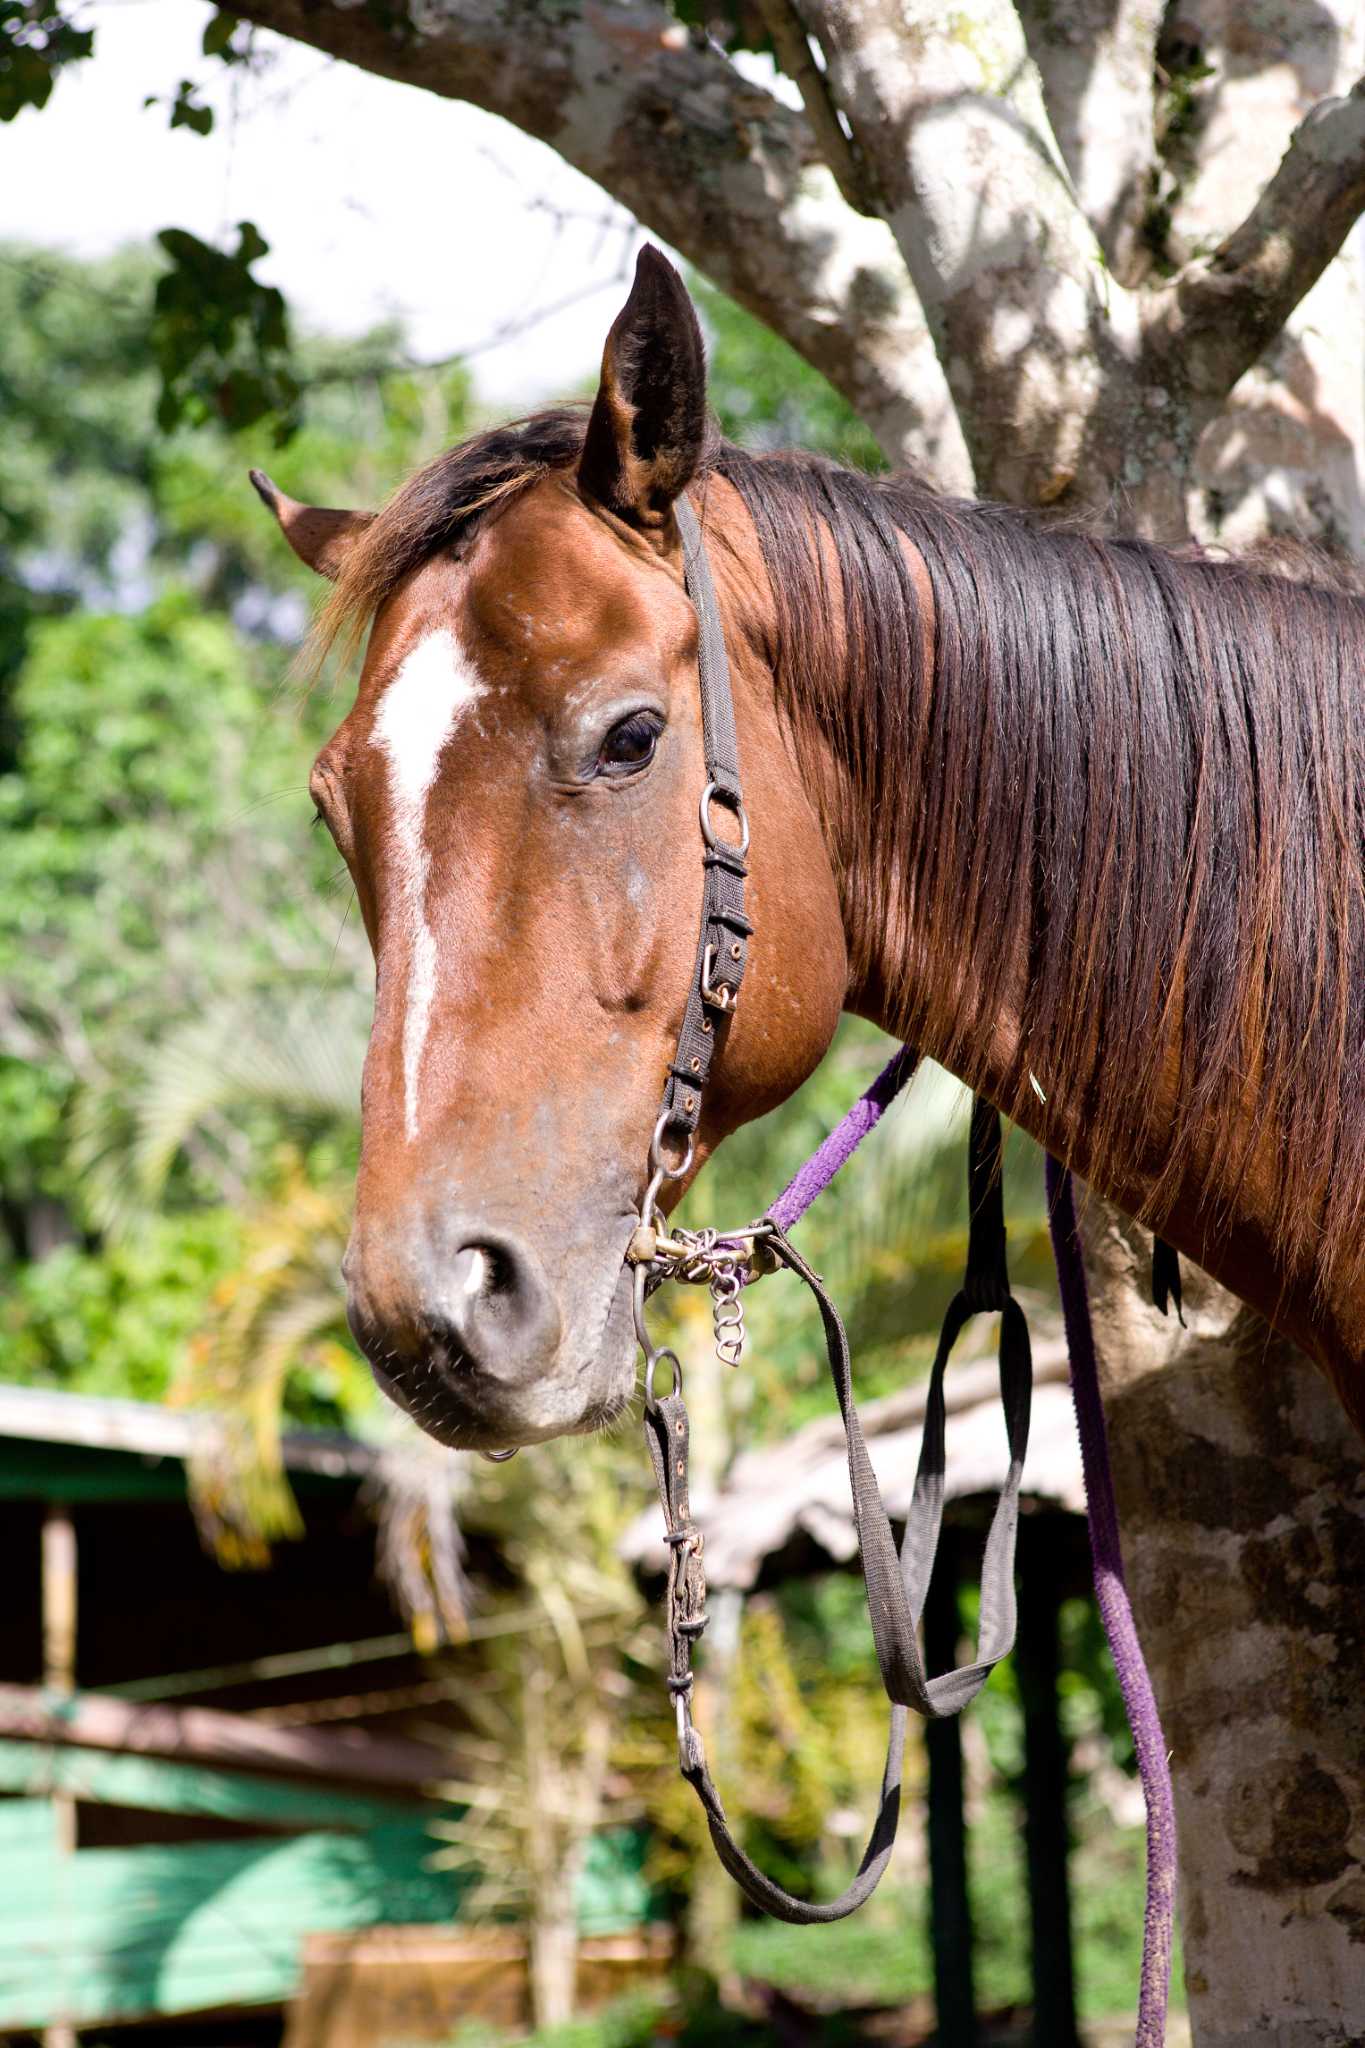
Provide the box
[714,444,1365,1296]
[316,407,1365,1296]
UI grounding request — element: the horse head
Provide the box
[253,251,848,1451]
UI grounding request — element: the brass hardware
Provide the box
[700,944,737,1013]
[627,1223,658,1264]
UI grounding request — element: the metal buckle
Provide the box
[701,944,737,1014]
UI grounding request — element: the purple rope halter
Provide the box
[769,1049,1174,2045]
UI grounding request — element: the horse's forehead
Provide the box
[457,483,677,682]
[340,485,683,782]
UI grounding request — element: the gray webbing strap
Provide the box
[656,498,752,1146]
[644,1102,1033,1922]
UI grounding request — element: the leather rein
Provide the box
[625,496,1036,1924]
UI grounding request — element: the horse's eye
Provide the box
[597,713,661,776]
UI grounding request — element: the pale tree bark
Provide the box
[1079,1197,1365,2048]
[1017,0,1163,281]
[230,0,973,487]
[797,0,1129,505]
[203,0,1365,2034]
[1159,0,1365,553]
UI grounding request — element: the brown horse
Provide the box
[253,248,1365,1452]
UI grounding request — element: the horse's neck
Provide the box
[828,597,1170,1204]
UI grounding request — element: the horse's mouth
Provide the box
[355,1277,639,1452]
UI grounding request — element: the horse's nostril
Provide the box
[433,1226,560,1385]
[450,1243,511,1305]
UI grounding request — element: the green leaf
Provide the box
[0,2,93,121]
[201,10,247,62]
[167,79,214,135]
[151,222,301,439]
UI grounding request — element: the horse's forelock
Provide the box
[301,407,594,677]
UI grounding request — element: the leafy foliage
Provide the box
[152,223,301,439]
[0,0,91,120]
[695,275,884,470]
[0,1209,244,1402]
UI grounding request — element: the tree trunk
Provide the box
[528,1874,580,2032]
[1078,1195,1365,2046]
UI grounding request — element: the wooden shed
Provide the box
[0,1385,474,2039]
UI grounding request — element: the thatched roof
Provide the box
[621,1336,1084,1591]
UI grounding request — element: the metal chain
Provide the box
[628,1215,775,1407]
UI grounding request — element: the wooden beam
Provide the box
[0,1685,446,1791]
[0,1739,422,1828]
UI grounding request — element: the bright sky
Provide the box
[1,0,651,403]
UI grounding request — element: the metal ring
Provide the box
[645,1347,683,1410]
[699,780,750,858]
[650,1108,695,1181]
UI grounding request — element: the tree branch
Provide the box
[220,0,972,486]
[1146,79,1365,406]
[754,0,876,218]
[797,0,1129,504]
[1015,0,1161,283]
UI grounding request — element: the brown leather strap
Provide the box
[654,497,752,1153]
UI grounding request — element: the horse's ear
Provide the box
[578,246,708,534]
[248,470,374,581]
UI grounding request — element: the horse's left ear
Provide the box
[248,470,374,580]
[578,246,708,535]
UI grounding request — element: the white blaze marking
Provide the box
[371,628,486,1140]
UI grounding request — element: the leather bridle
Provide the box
[626,495,1036,1923]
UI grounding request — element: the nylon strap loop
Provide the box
[644,1100,1033,1922]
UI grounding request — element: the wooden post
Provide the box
[923,1544,977,2047]
[43,1500,78,2048]
[1015,1522,1079,2048]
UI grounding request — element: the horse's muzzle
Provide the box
[344,1218,564,1445]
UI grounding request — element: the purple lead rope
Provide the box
[762,1049,1175,2045]
[768,1044,921,1231]
[1045,1157,1175,2046]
